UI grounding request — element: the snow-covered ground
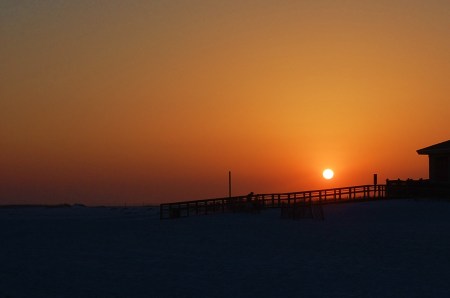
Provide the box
[1,199,450,297]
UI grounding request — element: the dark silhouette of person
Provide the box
[246,192,254,203]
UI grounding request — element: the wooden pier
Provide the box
[160,184,386,219]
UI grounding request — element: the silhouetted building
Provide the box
[417,140,450,183]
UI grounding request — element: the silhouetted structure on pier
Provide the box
[417,140,450,183]
[386,140,450,199]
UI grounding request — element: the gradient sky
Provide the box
[1,0,449,205]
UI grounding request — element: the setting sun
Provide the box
[323,169,334,180]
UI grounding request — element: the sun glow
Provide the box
[323,169,334,180]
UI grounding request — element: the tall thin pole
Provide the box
[228,171,232,198]
[373,173,378,198]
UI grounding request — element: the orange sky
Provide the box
[1,1,449,205]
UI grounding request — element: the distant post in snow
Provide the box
[229,171,232,198]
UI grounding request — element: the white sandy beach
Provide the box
[1,199,450,297]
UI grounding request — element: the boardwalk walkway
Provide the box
[160,184,386,219]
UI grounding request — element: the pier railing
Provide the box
[160,184,386,219]
[386,179,450,198]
